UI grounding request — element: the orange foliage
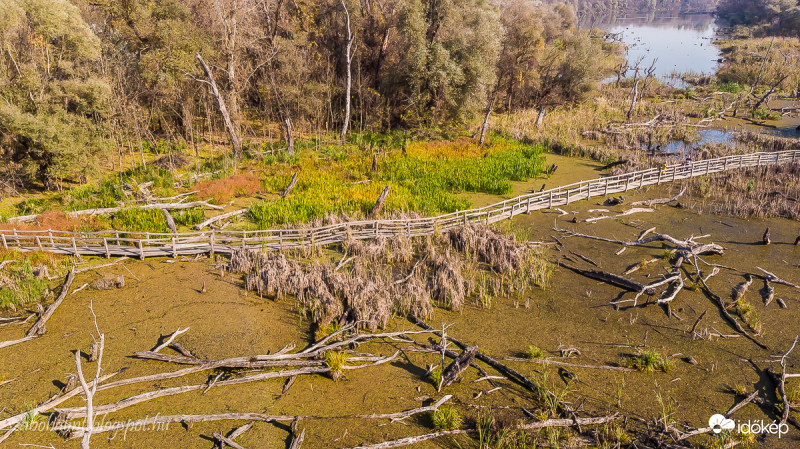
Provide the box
[194,174,261,203]
[0,210,102,232]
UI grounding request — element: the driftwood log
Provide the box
[441,346,477,387]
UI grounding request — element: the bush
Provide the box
[625,350,672,373]
[432,406,463,430]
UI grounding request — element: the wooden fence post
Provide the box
[604,178,609,196]
[103,238,110,259]
[1,233,6,250]
[548,191,553,209]
[566,188,571,204]
[48,229,54,247]
[72,237,79,257]
[210,230,216,256]
[724,157,729,171]
[138,239,144,260]
[115,230,120,246]
[36,236,43,251]
[172,237,177,258]
[705,160,710,175]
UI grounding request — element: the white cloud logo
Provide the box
[709,414,735,434]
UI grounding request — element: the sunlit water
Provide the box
[590,13,721,82]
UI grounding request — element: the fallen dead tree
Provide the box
[194,209,248,230]
[7,201,223,224]
[630,187,686,206]
[516,414,620,430]
[55,354,399,420]
[61,396,454,439]
[560,263,656,295]
[554,227,724,256]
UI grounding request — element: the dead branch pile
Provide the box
[151,153,191,170]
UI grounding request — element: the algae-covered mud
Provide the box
[2,156,800,448]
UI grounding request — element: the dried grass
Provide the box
[194,174,260,203]
[230,223,549,329]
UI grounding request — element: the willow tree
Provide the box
[383,0,503,124]
[0,0,111,189]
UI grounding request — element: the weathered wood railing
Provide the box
[2,150,798,259]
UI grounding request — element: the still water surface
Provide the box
[592,13,721,81]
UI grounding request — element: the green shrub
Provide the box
[111,208,168,233]
[717,82,742,93]
[173,208,205,227]
[432,406,463,430]
[625,350,672,373]
[525,345,544,359]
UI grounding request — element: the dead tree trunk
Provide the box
[340,0,354,143]
[627,79,640,120]
[162,209,177,234]
[478,98,495,145]
[281,172,299,198]
[284,117,295,155]
[370,186,391,217]
[195,52,242,159]
[535,106,546,127]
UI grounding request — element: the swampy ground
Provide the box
[2,154,799,448]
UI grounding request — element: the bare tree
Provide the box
[76,302,105,449]
[340,0,354,143]
[195,52,243,158]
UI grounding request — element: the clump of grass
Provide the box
[625,350,673,373]
[427,250,466,310]
[111,208,168,233]
[428,367,442,389]
[734,299,762,335]
[525,345,544,359]
[432,406,462,431]
[324,351,350,381]
[0,255,65,310]
[173,208,205,228]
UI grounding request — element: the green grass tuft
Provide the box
[432,406,462,431]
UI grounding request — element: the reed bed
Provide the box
[228,224,550,330]
[683,161,800,219]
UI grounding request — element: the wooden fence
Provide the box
[2,150,798,259]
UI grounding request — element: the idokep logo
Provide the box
[708,414,790,438]
[708,414,735,433]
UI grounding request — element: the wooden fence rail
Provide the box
[2,150,798,259]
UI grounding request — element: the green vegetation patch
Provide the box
[249,135,545,227]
